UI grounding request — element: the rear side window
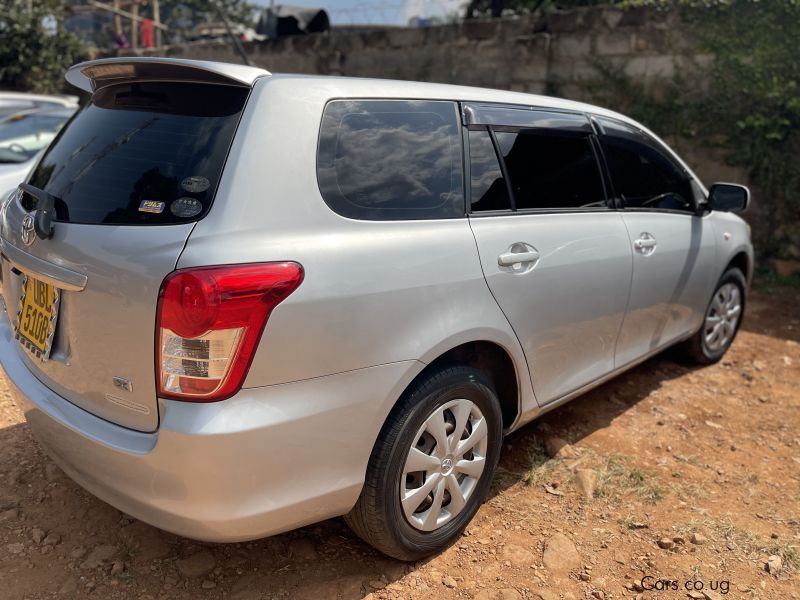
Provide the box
[598,118,695,212]
[494,130,606,210]
[26,82,248,225]
[469,129,511,212]
[317,100,464,220]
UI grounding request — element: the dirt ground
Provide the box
[0,288,798,600]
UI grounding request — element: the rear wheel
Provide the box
[345,366,503,560]
[682,267,746,364]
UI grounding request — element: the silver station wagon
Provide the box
[0,57,752,560]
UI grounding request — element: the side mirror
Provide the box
[708,183,750,213]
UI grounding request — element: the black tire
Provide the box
[345,365,503,560]
[682,267,747,365]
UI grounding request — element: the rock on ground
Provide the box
[575,468,597,500]
[500,543,536,566]
[542,533,581,574]
[80,545,118,569]
[544,437,579,459]
[474,589,523,600]
[690,532,706,545]
[657,538,674,550]
[766,554,782,575]
[176,550,216,579]
[289,537,317,560]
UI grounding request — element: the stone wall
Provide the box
[148,7,693,100]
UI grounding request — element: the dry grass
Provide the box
[519,438,559,488]
[597,455,664,503]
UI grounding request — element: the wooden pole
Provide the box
[213,0,251,66]
[131,2,139,49]
[153,0,162,48]
[113,0,122,36]
[91,2,168,30]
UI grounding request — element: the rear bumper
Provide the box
[0,313,419,542]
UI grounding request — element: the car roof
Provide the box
[264,72,637,124]
[67,57,630,122]
[0,91,79,106]
[69,57,642,128]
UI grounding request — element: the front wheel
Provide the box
[682,267,747,364]
[345,366,503,560]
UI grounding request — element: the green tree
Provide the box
[465,0,609,19]
[0,0,85,94]
[683,0,800,258]
[580,0,799,259]
[619,0,800,258]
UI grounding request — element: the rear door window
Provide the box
[25,82,248,225]
[493,129,606,210]
[317,99,464,220]
[468,129,511,212]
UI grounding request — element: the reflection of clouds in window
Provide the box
[318,100,463,220]
[469,130,502,201]
[334,114,455,209]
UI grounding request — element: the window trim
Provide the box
[465,120,614,216]
[461,116,471,217]
[462,102,593,133]
[487,126,517,211]
[465,126,514,214]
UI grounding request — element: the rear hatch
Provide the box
[0,59,265,431]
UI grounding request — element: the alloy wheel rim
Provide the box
[400,399,488,532]
[703,282,742,352]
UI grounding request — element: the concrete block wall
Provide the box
[145,6,692,101]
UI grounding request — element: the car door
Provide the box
[595,117,717,368]
[464,104,632,405]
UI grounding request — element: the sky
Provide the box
[250,0,466,26]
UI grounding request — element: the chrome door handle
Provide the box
[634,232,657,255]
[498,250,540,266]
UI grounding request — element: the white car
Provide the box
[0,152,41,199]
[0,92,78,120]
[0,107,76,197]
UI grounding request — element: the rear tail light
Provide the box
[156,262,303,402]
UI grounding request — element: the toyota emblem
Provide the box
[20,214,35,246]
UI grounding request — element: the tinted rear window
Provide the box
[317,99,464,220]
[494,130,606,210]
[469,129,511,212]
[26,82,248,225]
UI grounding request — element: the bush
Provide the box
[0,1,86,94]
[683,0,800,258]
[589,0,799,259]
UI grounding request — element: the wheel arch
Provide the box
[403,340,522,431]
[726,250,752,285]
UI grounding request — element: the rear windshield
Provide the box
[25,82,248,225]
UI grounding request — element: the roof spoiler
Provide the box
[65,57,270,93]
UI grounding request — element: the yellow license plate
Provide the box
[15,275,60,361]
